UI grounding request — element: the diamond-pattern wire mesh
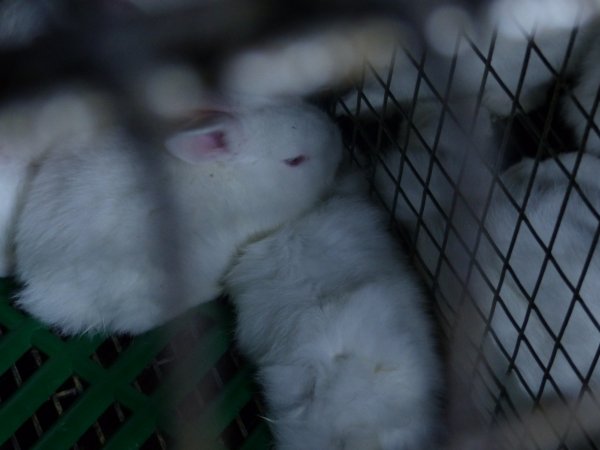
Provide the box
[336,18,600,449]
[0,277,270,450]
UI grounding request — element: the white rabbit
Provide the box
[225,171,442,450]
[471,152,600,405]
[0,87,113,277]
[14,99,342,335]
[373,102,600,442]
[563,29,600,155]
[442,152,600,447]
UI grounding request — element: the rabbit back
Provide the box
[227,187,442,449]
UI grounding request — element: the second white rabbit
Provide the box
[225,172,442,450]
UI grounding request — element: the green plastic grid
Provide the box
[0,277,271,449]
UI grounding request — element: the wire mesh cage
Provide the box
[335,6,600,447]
[1,0,600,449]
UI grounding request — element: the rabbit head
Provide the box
[165,100,344,233]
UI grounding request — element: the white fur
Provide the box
[14,100,342,334]
[0,158,27,277]
[563,27,600,155]
[223,20,402,100]
[373,100,600,411]
[0,88,112,277]
[225,174,442,450]
[472,152,600,405]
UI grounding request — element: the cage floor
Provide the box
[0,277,270,450]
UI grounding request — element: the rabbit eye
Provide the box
[283,155,308,167]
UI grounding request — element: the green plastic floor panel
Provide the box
[0,277,271,449]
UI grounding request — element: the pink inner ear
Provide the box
[165,129,228,164]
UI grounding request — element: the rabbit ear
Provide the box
[165,112,233,164]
